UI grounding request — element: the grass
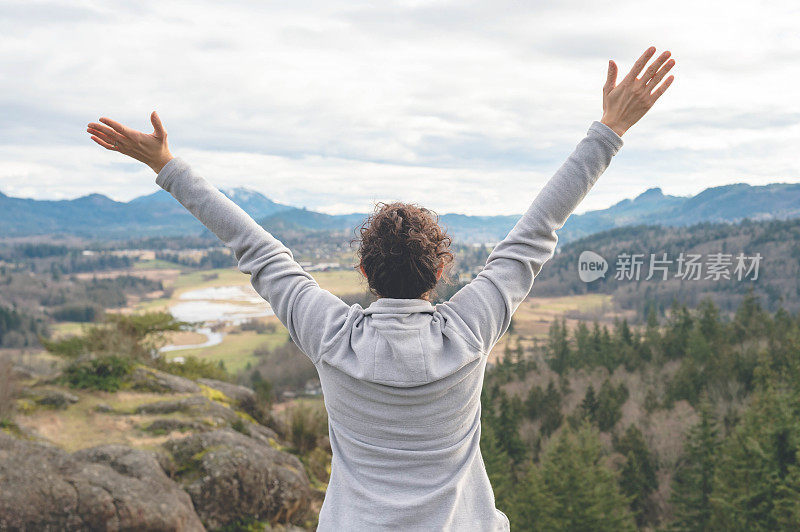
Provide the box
[166,324,289,374]
[161,329,209,347]
[170,267,246,291]
[312,270,366,294]
[132,258,187,270]
[526,293,611,313]
[133,296,173,313]
[133,265,365,312]
[272,395,326,414]
[127,266,365,374]
[490,293,616,364]
[14,388,196,452]
[49,321,88,339]
[512,293,615,337]
[129,267,248,314]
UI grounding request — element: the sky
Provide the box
[1,0,799,216]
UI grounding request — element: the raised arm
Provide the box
[437,47,676,354]
[86,113,350,363]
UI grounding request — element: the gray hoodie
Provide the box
[155,120,623,531]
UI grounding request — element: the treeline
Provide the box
[107,235,216,251]
[0,244,133,274]
[0,305,48,348]
[0,243,70,259]
[155,250,235,269]
[533,217,800,313]
[481,295,800,530]
[1,269,162,327]
[541,295,778,410]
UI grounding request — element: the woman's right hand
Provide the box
[600,47,675,137]
[87,111,174,174]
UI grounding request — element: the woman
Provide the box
[87,47,674,531]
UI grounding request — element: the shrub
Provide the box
[235,371,276,426]
[154,356,230,381]
[282,401,328,455]
[239,319,276,334]
[64,355,133,392]
[50,303,103,322]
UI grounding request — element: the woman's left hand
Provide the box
[87,111,174,173]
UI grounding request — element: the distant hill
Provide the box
[532,217,800,313]
[0,187,294,239]
[558,182,800,242]
[130,187,291,219]
[1,182,798,243]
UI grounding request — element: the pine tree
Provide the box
[731,290,767,343]
[696,298,722,344]
[642,303,661,364]
[514,340,526,380]
[663,301,693,360]
[525,385,545,421]
[595,380,628,432]
[710,385,800,530]
[573,321,592,368]
[515,423,636,531]
[615,425,658,527]
[479,419,516,517]
[547,317,571,374]
[668,401,719,531]
[496,391,528,464]
[540,380,564,437]
[599,325,615,371]
[581,385,598,422]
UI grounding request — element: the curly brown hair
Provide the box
[354,202,454,300]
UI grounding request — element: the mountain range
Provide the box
[1,182,798,244]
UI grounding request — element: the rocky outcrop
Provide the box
[164,429,311,529]
[197,378,256,404]
[0,433,204,531]
[134,395,238,424]
[2,358,311,530]
[19,387,79,409]
[144,418,210,434]
[134,396,278,441]
[129,366,201,394]
[135,395,235,420]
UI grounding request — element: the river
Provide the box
[159,284,274,353]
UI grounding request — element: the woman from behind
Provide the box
[87,46,674,530]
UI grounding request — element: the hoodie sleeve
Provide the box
[155,158,350,363]
[436,121,623,354]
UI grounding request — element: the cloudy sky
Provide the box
[1,0,799,216]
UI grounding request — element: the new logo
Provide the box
[578,250,608,283]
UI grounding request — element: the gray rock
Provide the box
[11,365,37,380]
[246,422,280,445]
[135,396,238,425]
[135,397,278,442]
[11,356,65,380]
[20,387,79,409]
[145,418,209,434]
[72,444,173,483]
[129,366,201,394]
[94,402,113,413]
[0,433,205,531]
[197,378,256,404]
[164,429,311,529]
